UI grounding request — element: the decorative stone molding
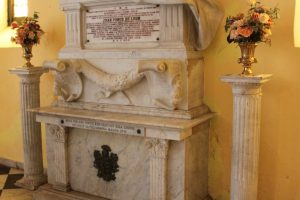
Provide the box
[147,139,169,200]
[44,59,184,110]
[77,59,145,99]
[138,60,183,110]
[44,60,83,102]
[46,124,70,192]
[221,74,272,200]
[9,67,47,190]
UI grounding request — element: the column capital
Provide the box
[9,67,48,76]
[60,2,85,11]
[221,74,272,95]
[146,138,169,159]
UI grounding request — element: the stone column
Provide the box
[147,139,169,200]
[9,67,48,190]
[46,124,70,192]
[62,3,84,49]
[221,74,272,200]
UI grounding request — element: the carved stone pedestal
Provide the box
[31,107,213,200]
[221,74,272,200]
[9,67,48,190]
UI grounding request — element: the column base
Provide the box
[33,184,107,200]
[15,175,47,191]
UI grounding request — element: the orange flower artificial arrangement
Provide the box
[225,0,279,44]
[11,12,44,68]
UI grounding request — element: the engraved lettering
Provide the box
[63,119,145,136]
[86,5,160,43]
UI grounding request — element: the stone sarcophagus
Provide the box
[32,0,222,200]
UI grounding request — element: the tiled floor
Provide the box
[0,164,32,200]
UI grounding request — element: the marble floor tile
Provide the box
[0,175,8,190]
[4,174,23,190]
[0,189,33,200]
[0,166,9,175]
[0,166,32,200]
[8,168,23,175]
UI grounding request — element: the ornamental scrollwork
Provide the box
[44,59,184,110]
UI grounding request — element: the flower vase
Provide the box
[238,43,258,76]
[22,45,33,68]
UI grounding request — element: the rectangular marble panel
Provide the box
[185,122,209,199]
[44,119,211,199]
[68,129,150,200]
[168,140,185,200]
[86,5,160,44]
[45,125,55,186]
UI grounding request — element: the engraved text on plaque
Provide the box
[63,118,145,136]
[86,5,160,43]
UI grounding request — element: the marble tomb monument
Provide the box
[30,0,223,199]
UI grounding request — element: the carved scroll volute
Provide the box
[138,60,183,110]
[43,60,83,102]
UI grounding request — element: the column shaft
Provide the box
[63,3,83,49]
[46,124,70,192]
[231,92,261,200]
[147,138,169,200]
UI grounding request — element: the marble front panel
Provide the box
[68,128,149,200]
[42,108,212,200]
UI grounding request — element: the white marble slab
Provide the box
[31,106,214,141]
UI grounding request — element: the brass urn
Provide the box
[22,45,33,68]
[238,43,258,76]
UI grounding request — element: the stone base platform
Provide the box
[33,184,213,200]
[33,185,108,200]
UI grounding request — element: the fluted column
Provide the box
[221,74,272,200]
[9,67,48,190]
[61,3,84,49]
[147,138,169,200]
[46,124,70,192]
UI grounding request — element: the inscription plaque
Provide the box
[86,5,160,43]
[63,118,145,136]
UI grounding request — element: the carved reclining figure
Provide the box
[43,59,183,110]
[76,60,145,99]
